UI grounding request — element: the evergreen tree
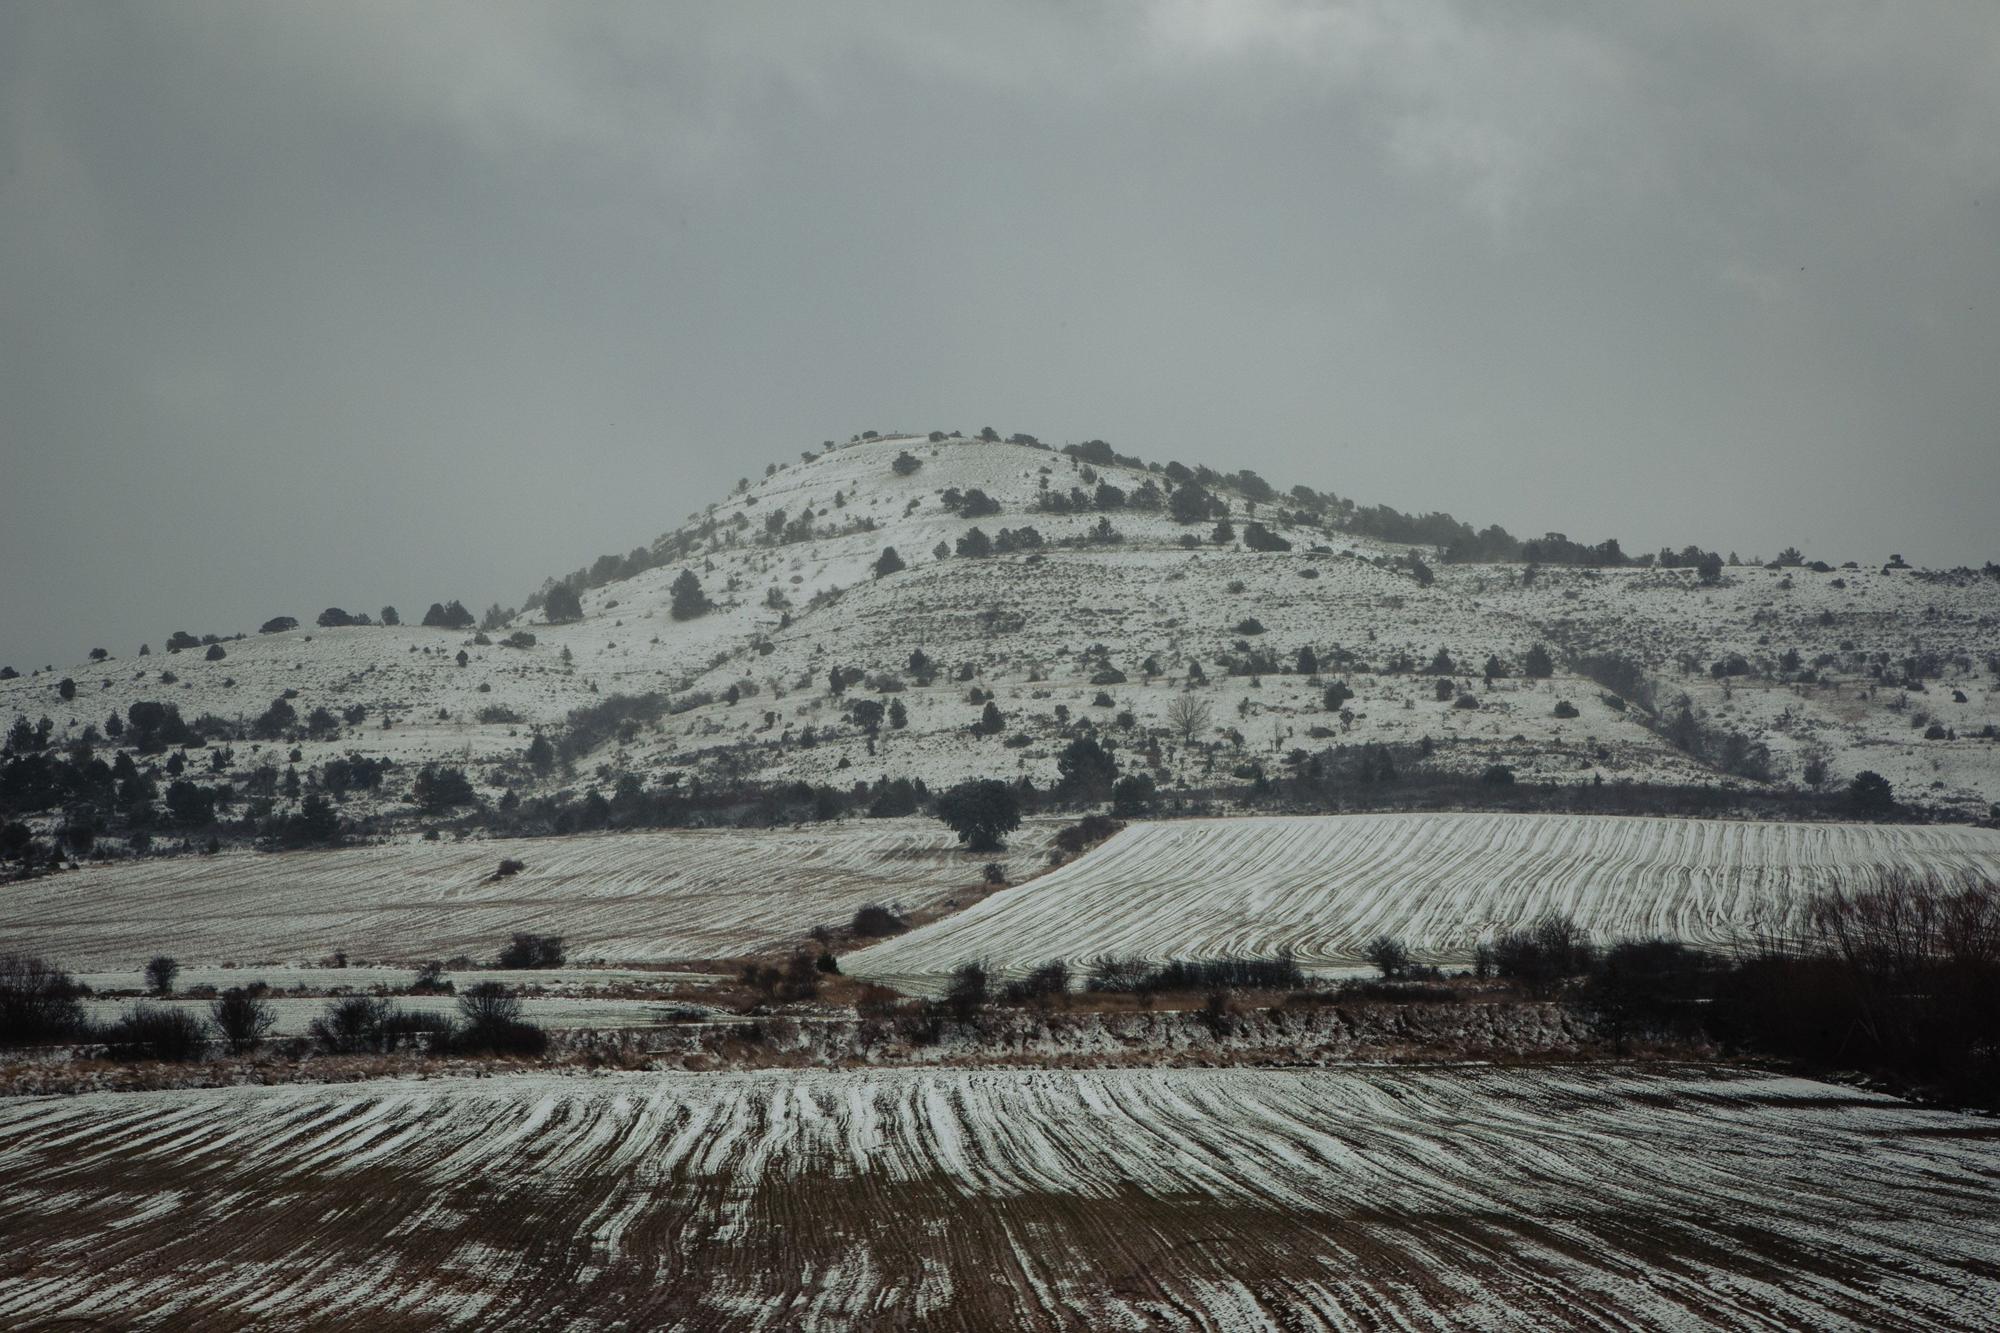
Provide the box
[669,570,711,621]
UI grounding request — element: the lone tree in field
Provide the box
[1522,643,1555,678]
[935,778,1022,852]
[891,451,922,476]
[874,546,906,578]
[1167,692,1213,746]
[669,570,711,621]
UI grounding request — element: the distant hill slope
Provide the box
[4,433,1998,856]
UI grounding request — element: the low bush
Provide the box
[1491,914,1596,996]
[496,932,565,968]
[1086,955,1304,994]
[102,1004,208,1062]
[939,962,987,1022]
[410,960,454,993]
[851,904,907,937]
[451,981,547,1054]
[1000,960,1070,1005]
[308,996,455,1053]
[381,1007,458,1049]
[309,996,393,1053]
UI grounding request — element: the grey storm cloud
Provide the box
[2,1,1996,669]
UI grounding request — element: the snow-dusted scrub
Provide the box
[0,818,1054,971]
[846,812,2000,992]
[0,1066,1995,1329]
[10,437,1996,841]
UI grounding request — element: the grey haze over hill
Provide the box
[2,1,1996,672]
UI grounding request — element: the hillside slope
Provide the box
[5,433,1998,858]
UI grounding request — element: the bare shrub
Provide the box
[144,955,180,996]
[1086,955,1303,994]
[496,932,565,968]
[210,987,276,1053]
[309,996,391,1053]
[410,960,454,993]
[1363,935,1411,980]
[0,954,88,1046]
[941,962,987,1022]
[102,1004,208,1061]
[454,982,545,1055]
[1000,960,1070,1006]
[1491,915,1596,996]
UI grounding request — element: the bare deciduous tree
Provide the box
[1167,692,1213,747]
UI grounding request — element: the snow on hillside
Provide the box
[2,1065,1995,1328]
[5,435,1997,835]
[844,812,2000,992]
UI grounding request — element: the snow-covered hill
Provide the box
[6,433,1998,845]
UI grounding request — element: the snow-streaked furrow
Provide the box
[1,1066,1995,1329]
[0,817,1058,970]
[846,813,2000,989]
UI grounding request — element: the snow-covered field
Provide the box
[0,1065,1993,1329]
[846,812,2000,991]
[1,818,1056,972]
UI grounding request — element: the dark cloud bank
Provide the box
[3,2,1996,669]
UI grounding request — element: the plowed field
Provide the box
[1,1066,1995,1329]
[847,812,2000,990]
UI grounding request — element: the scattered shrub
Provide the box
[101,1004,208,1061]
[309,996,391,1052]
[941,962,987,1022]
[496,932,565,968]
[851,904,908,937]
[1086,956,1303,994]
[144,955,180,996]
[410,960,454,994]
[1490,915,1595,996]
[1001,961,1071,1005]
[210,987,277,1053]
[1363,935,1411,980]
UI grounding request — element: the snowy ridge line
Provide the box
[9,433,1996,825]
[845,812,2000,991]
[0,1066,1994,1329]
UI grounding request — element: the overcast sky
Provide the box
[3,2,1996,671]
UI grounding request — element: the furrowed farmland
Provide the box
[0,818,1055,971]
[847,812,2000,990]
[1,1066,1995,1330]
